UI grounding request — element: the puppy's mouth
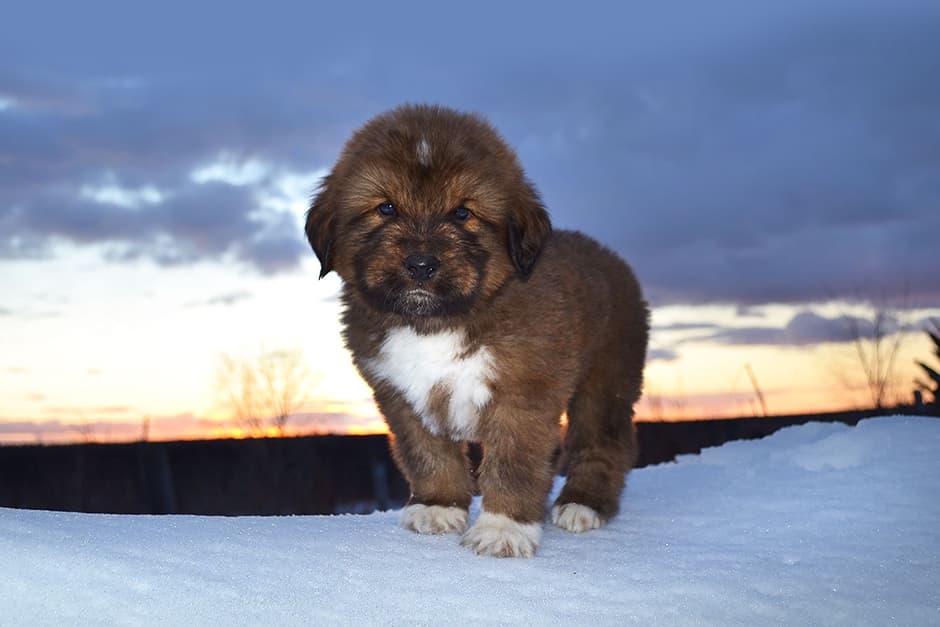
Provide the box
[394,288,443,316]
[354,260,482,318]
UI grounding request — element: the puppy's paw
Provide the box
[461,511,541,558]
[551,503,604,533]
[400,504,468,534]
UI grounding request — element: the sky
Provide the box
[1,1,939,443]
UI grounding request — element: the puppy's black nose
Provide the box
[405,254,440,282]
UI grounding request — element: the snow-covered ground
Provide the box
[2,416,938,626]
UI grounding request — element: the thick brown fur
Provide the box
[306,104,649,557]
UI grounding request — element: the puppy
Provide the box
[305,104,649,557]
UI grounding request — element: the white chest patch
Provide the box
[365,326,493,439]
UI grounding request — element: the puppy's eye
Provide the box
[377,202,396,217]
[453,206,471,221]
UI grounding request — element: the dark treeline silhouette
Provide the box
[0,435,405,515]
[0,408,931,516]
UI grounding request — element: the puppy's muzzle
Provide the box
[405,254,440,283]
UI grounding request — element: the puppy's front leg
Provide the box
[375,388,475,535]
[462,411,559,558]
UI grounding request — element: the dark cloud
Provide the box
[653,322,721,332]
[0,419,51,434]
[0,418,139,443]
[0,304,62,319]
[647,348,679,363]
[1,0,938,302]
[695,310,918,347]
[3,180,305,273]
[234,213,308,275]
[735,306,767,319]
[0,414,184,443]
[0,410,375,443]
[185,290,254,308]
[912,315,940,332]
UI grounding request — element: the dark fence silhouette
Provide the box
[0,409,916,516]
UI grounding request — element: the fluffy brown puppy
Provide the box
[305,104,649,557]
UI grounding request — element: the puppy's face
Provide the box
[306,105,551,318]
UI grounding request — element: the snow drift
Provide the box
[2,416,938,625]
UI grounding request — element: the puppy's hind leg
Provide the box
[553,368,641,533]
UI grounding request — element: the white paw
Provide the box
[400,504,468,534]
[551,503,604,533]
[461,511,541,558]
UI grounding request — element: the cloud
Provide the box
[0,410,381,444]
[3,178,307,273]
[912,315,940,334]
[695,310,915,347]
[190,155,271,186]
[80,181,165,209]
[233,210,308,274]
[185,290,254,308]
[1,1,938,303]
[0,418,143,443]
[0,304,62,319]
[647,348,679,362]
[653,322,721,332]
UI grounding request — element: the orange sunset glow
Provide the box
[1,247,934,445]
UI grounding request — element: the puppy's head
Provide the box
[306,104,551,317]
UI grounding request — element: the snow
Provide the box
[2,416,939,626]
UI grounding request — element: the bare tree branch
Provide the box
[216,349,313,436]
[841,303,908,410]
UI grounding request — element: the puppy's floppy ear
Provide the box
[507,179,552,278]
[305,175,338,279]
